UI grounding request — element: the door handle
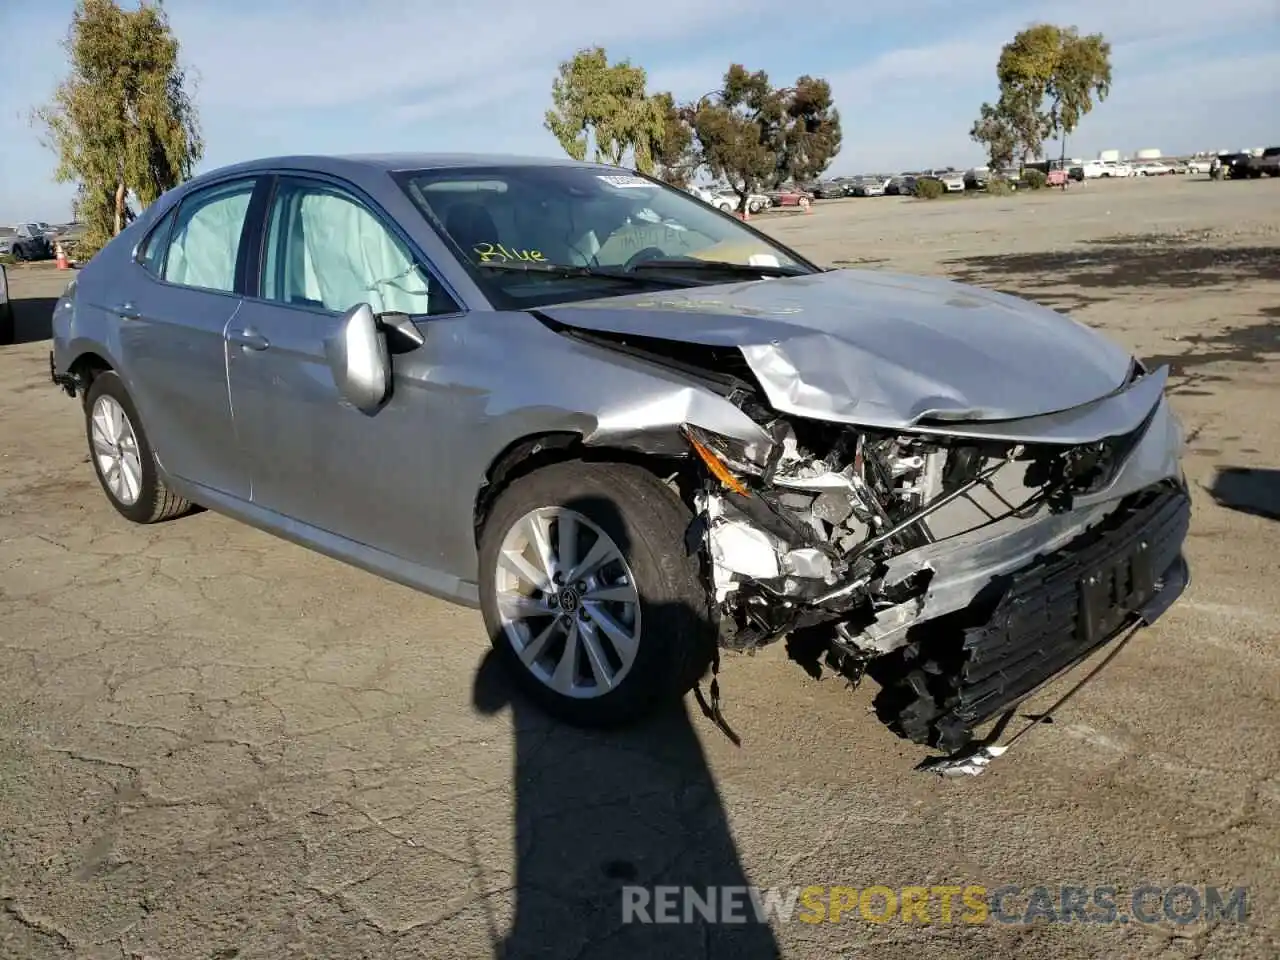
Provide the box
[116,302,140,320]
[230,327,270,351]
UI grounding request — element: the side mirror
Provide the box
[325,302,390,414]
[378,311,427,352]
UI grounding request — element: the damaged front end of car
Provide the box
[673,367,1191,754]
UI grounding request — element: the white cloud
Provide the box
[1063,49,1280,154]
[169,0,775,113]
[1,0,1276,220]
[823,0,1279,171]
[831,0,1278,95]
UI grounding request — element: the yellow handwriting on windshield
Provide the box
[473,242,546,263]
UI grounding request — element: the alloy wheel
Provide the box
[494,506,642,699]
[91,394,143,506]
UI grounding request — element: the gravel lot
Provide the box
[1,175,1277,960]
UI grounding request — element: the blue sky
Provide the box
[1,0,1277,223]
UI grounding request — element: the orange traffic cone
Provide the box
[55,242,69,270]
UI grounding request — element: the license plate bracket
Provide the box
[1077,538,1158,646]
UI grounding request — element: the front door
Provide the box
[226,175,460,563]
[117,177,261,499]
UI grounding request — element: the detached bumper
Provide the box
[878,483,1192,751]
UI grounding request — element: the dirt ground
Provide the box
[1,175,1277,960]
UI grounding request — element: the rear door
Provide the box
[116,176,266,499]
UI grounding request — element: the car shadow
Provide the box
[939,239,1280,313]
[472,493,781,959]
[1207,466,1280,522]
[2,295,58,345]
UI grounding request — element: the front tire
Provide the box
[478,461,715,727]
[84,371,194,524]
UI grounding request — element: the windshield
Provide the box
[394,165,815,309]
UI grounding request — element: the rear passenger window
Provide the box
[136,208,177,276]
[162,179,256,293]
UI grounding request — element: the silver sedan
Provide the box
[49,153,1190,764]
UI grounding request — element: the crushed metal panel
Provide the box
[538,267,1134,430]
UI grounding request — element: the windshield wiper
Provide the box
[625,258,809,278]
[476,261,694,286]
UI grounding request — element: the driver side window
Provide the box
[262,179,457,315]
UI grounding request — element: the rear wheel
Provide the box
[84,371,194,524]
[478,461,715,727]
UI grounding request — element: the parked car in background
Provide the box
[765,185,813,207]
[1184,158,1212,175]
[1134,161,1172,176]
[887,175,918,196]
[46,152,1192,760]
[710,192,739,213]
[0,262,13,345]
[935,172,966,193]
[806,180,847,200]
[1212,153,1249,179]
[1246,147,1280,178]
[852,177,888,197]
[964,168,990,190]
[696,189,770,215]
[1098,161,1133,178]
[7,223,52,261]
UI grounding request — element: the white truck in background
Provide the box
[1098,161,1133,178]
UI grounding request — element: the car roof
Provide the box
[181,152,620,189]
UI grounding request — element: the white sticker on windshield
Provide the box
[598,175,653,188]
[748,253,781,268]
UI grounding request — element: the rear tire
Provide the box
[478,461,715,727]
[84,371,194,524]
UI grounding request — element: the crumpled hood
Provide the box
[537,268,1135,428]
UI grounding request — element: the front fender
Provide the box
[400,310,774,580]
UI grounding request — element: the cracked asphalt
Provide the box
[1,175,1277,959]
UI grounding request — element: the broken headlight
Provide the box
[680,425,770,494]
